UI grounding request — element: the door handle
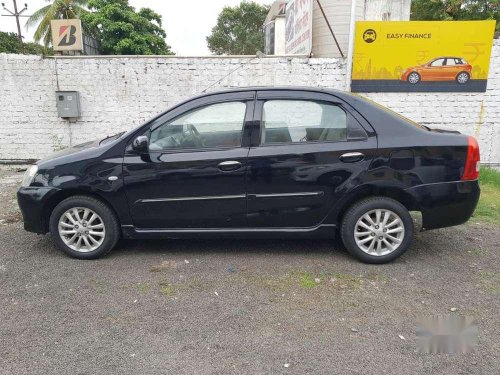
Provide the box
[340,152,364,163]
[217,160,242,171]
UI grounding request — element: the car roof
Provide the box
[194,86,353,101]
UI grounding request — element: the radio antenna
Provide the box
[200,51,266,93]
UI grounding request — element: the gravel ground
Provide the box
[0,170,499,374]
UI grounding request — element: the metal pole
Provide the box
[1,0,30,53]
[315,0,344,58]
[12,0,23,52]
[345,0,357,91]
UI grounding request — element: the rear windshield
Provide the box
[351,94,430,131]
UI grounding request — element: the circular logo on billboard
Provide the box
[363,29,377,43]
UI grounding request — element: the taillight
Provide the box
[461,136,480,181]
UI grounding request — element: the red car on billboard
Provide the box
[401,57,472,84]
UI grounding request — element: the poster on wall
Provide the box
[285,0,313,55]
[351,21,496,93]
[51,19,84,52]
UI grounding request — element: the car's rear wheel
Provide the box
[456,72,470,84]
[407,72,420,84]
[49,196,120,259]
[340,197,414,264]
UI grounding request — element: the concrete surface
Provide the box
[0,170,499,374]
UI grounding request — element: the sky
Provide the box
[0,0,272,55]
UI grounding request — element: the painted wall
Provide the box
[362,0,412,21]
[311,0,411,58]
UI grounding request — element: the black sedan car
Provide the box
[17,87,480,263]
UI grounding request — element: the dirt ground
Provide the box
[0,169,499,374]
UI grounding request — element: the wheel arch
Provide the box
[329,185,421,226]
[41,189,120,233]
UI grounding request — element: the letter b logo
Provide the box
[58,25,77,47]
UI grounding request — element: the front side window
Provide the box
[261,100,347,144]
[430,58,445,67]
[149,102,247,151]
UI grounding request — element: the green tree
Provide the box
[81,0,173,55]
[25,0,88,47]
[207,1,270,55]
[411,0,500,31]
[0,31,53,55]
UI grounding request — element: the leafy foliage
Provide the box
[411,0,500,31]
[81,0,173,55]
[0,31,53,55]
[475,167,500,225]
[207,1,270,55]
[25,0,89,47]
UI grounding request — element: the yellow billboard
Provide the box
[352,21,496,92]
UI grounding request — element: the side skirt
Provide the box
[121,224,336,240]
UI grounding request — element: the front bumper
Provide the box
[17,187,60,234]
[406,180,480,230]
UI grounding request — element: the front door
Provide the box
[246,90,377,228]
[123,92,255,229]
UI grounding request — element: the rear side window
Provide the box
[446,58,463,66]
[261,100,347,145]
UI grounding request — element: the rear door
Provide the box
[443,58,460,80]
[246,90,377,228]
[123,91,255,229]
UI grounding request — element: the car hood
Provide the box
[37,139,101,165]
[406,64,425,71]
[36,132,125,167]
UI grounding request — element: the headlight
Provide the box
[21,165,38,187]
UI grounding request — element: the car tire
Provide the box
[340,197,414,264]
[49,195,120,260]
[456,71,470,84]
[407,72,420,84]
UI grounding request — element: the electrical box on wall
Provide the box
[56,91,81,118]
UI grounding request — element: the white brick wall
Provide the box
[0,42,499,164]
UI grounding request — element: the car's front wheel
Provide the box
[407,72,420,84]
[49,196,120,259]
[456,72,470,84]
[340,197,414,264]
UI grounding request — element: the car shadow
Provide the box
[112,237,347,258]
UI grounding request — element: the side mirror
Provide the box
[132,135,149,152]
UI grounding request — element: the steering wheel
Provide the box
[186,124,205,147]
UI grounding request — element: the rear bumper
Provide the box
[17,187,60,234]
[406,180,480,230]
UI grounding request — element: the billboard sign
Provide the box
[352,21,496,93]
[51,19,84,52]
[285,0,313,55]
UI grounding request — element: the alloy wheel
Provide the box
[354,209,405,256]
[457,72,469,84]
[58,207,106,252]
[408,72,420,84]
